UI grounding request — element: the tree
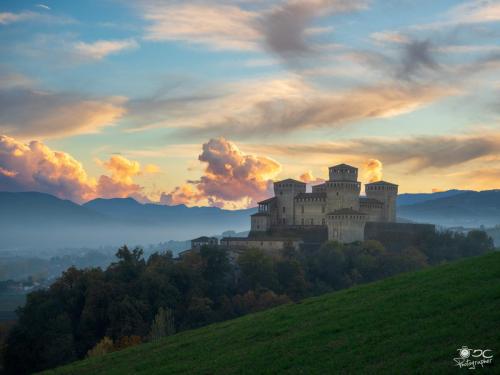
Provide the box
[200,245,232,299]
[108,246,146,283]
[185,297,213,328]
[275,258,307,299]
[149,307,175,343]
[345,241,387,283]
[86,337,114,358]
[237,248,277,292]
[308,241,347,289]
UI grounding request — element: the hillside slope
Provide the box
[47,252,500,374]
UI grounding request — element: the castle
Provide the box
[250,164,398,243]
[198,163,434,254]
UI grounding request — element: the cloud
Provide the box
[0,10,72,25]
[0,135,95,202]
[73,39,139,60]
[0,72,126,139]
[259,0,367,58]
[398,39,440,80]
[0,135,153,203]
[161,138,281,209]
[450,1,500,25]
[138,0,367,55]
[142,2,260,50]
[371,31,409,45]
[298,170,325,185]
[0,11,38,25]
[364,159,382,182]
[36,4,51,11]
[299,170,315,183]
[249,133,500,171]
[177,78,455,137]
[143,164,160,174]
[446,167,500,191]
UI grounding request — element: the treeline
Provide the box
[2,230,494,374]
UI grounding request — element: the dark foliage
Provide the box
[2,231,494,374]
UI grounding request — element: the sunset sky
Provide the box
[1,0,500,209]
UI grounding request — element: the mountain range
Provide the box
[0,192,255,249]
[1,189,499,249]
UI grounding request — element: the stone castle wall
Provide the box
[364,222,435,250]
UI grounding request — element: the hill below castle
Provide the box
[46,252,500,374]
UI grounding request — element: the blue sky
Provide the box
[1,0,500,208]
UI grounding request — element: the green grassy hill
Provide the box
[46,253,500,374]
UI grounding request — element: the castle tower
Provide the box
[327,209,366,243]
[365,181,398,222]
[274,179,306,225]
[325,164,361,212]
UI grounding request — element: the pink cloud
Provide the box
[161,138,281,209]
[0,135,152,203]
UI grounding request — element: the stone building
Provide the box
[247,163,398,244]
[191,236,218,249]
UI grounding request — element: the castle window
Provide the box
[282,218,286,224]
[301,205,304,213]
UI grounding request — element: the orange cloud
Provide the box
[161,138,281,209]
[100,155,141,184]
[143,164,160,174]
[0,135,95,202]
[0,135,151,203]
[0,71,126,139]
[299,170,325,185]
[364,159,383,183]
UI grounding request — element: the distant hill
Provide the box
[47,252,500,374]
[398,190,500,227]
[83,197,255,227]
[0,192,108,225]
[2,190,499,249]
[397,189,471,206]
[0,192,256,249]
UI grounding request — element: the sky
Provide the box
[0,0,500,209]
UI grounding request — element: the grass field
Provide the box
[46,252,500,374]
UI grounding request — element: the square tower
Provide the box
[365,181,398,222]
[329,164,358,182]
